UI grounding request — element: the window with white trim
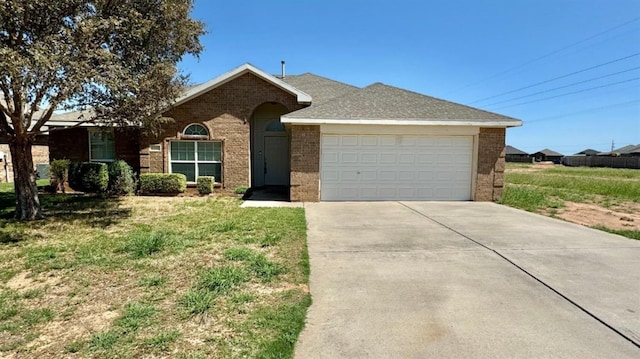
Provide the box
[183,123,209,138]
[89,130,115,162]
[170,141,222,182]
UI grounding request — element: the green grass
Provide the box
[502,164,640,241]
[0,192,310,358]
[592,226,640,240]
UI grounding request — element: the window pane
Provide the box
[199,163,221,181]
[172,163,196,182]
[184,124,208,136]
[90,131,115,161]
[197,142,214,161]
[266,120,286,132]
[171,142,195,161]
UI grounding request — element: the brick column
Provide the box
[290,125,320,202]
[475,128,506,201]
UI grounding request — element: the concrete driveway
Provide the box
[294,202,640,358]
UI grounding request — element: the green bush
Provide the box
[49,159,70,193]
[139,173,186,194]
[68,162,108,193]
[234,185,249,194]
[107,160,135,196]
[196,176,215,195]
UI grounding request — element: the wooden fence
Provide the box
[562,156,640,169]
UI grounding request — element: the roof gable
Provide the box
[282,82,522,127]
[505,145,528,155]
[173,63,312,108]
[536,148,564,156]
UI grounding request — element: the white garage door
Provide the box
[321,134,473,201]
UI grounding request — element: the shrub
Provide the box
[49,159,70,193]
[139,173,186,194]
[234,185,249,194]
[107,160,135,196]
[68,162,108,193]
[196,176,215,195]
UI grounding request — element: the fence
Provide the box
[562,156,640,169]
[506,155,533,163]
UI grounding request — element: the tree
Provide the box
[0,0,205,220]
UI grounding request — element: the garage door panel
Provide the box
[379,171,397,181]
[322,135,339,146]
[379,153,397,163]
[321,134,472,201]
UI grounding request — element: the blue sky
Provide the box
[179,0,640,155]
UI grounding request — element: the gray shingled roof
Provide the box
[574,148,599,156]
[282,82,520,123]
[536,148,564,157]
[281,73,359,105]
[505,145,528,155]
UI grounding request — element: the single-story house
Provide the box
[598,144,640,157]
[48,63,522,201]
[505,145,530,163]
[532,148,564,164]
[574,148,599,156]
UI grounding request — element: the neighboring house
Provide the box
[574,148,600,156]
[532,148,564,164]
[0,137,49,183]
[505,145,530,163]
[596,144,640,157]
[48,63,522,202]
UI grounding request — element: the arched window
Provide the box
[265,120,286,132]
[183,124,209,138]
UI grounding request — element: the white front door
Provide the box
[321,134,473,201]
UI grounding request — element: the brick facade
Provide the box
[475,127,506,201]
[142,73,304,190]
[290,125,320,201]
[49,127,90,163]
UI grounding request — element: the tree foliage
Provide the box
[0,0,205,219]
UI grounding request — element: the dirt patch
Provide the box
[552,201,640,231]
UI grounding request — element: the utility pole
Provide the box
[611,140,615,152]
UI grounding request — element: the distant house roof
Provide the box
[505,145,528,156]
[574,148,599,156]
[535,148,564,157]
[282,82,522,127]
[597,144,640,156]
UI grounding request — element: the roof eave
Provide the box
[172,63,312,108]
[281,117,523,128]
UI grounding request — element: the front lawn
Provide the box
[0,186,310,358]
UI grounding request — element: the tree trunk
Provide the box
[8,135,43,220]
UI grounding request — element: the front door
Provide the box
[264,135,289,185]
[251,103,290,187]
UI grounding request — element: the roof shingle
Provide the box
[283,82,521,125]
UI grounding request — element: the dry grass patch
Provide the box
[0,190,309,358]
[501,164,640,240]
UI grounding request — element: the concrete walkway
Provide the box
[294,202,640,358]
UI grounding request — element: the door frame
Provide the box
[250,103,291,187]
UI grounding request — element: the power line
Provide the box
[484,66,640,107]
[445,17,640,96]
[523,99,640,124]
[469,52,640,105]
[491,77,640,110]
